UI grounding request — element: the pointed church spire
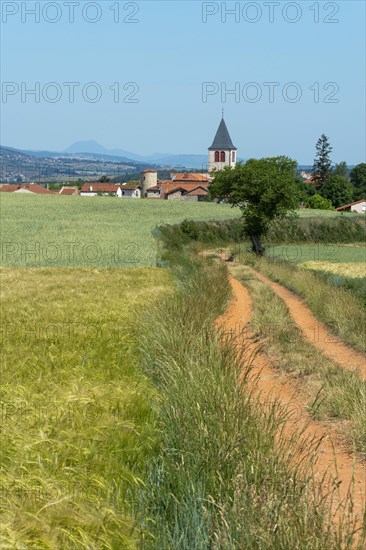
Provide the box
[209,117,237,150]
[208,115,238,172]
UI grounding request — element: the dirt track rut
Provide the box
[217,274,365,535]
[248,267,366,380]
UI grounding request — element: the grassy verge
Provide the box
[136,236,360,548]
[0,267,171,548]
[235,252,365,353]
[232,264,366,456]
[299,265,366,306]
[160,216,366,247]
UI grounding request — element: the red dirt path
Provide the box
[217,274,366,538]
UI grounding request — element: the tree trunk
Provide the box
[250,234,264,256]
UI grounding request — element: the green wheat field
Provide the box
[0,195,241,267]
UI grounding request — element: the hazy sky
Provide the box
[1,0,365,163]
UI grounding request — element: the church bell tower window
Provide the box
[220,151,226,162]
[214,151,220,162]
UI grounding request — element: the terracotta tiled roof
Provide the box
[165,187,188,196]
[120,184,141,190]
[59,187,79,195]
[0,185,19,192]
[81,183,141,193]
[185,187,209,196]
[81,183,119,193]
[170,173,211,182]
[336,199,366,210]
[0,184,55,194]
[143,169,157,173]
[162,182,209,190]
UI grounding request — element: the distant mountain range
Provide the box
[0,142,216,184]
[13,140,209,169]
[63,140,209,168]
[2,142,319,171]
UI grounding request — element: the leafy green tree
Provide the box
[350,163,366,200]
[296,177,317,202]
[321,175,354,208]
[48,183,62,191]
[75,178,85,190]
[306,194,334,210]
[312,134,333,188]
[210,157,299,255]
[99,175,110,183]
[333,161,349,179]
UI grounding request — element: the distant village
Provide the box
[0,117,234,202]
[1,117,365,213]
[0,171,212,202]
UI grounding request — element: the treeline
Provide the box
[299,135,366,209]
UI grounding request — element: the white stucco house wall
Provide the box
[117,185,141,198]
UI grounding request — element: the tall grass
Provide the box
[137,240,359,548]
[0,267,171,548]
[299,265,366,306]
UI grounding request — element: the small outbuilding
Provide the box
[336,199,366,213]
[80,183,141,198]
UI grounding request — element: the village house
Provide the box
[80,183,119,196]
[146,185,161,199]
[336,199,366,213]
[144,175,211,201]
[145,180,210,201]
[165,185,209,201]
[117,184,141,198]
[143,170,213,200]
[184,187,210,201]
[161,182,209,201]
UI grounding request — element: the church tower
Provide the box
[208,115,237,172]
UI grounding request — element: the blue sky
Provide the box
[1,0,365,163]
